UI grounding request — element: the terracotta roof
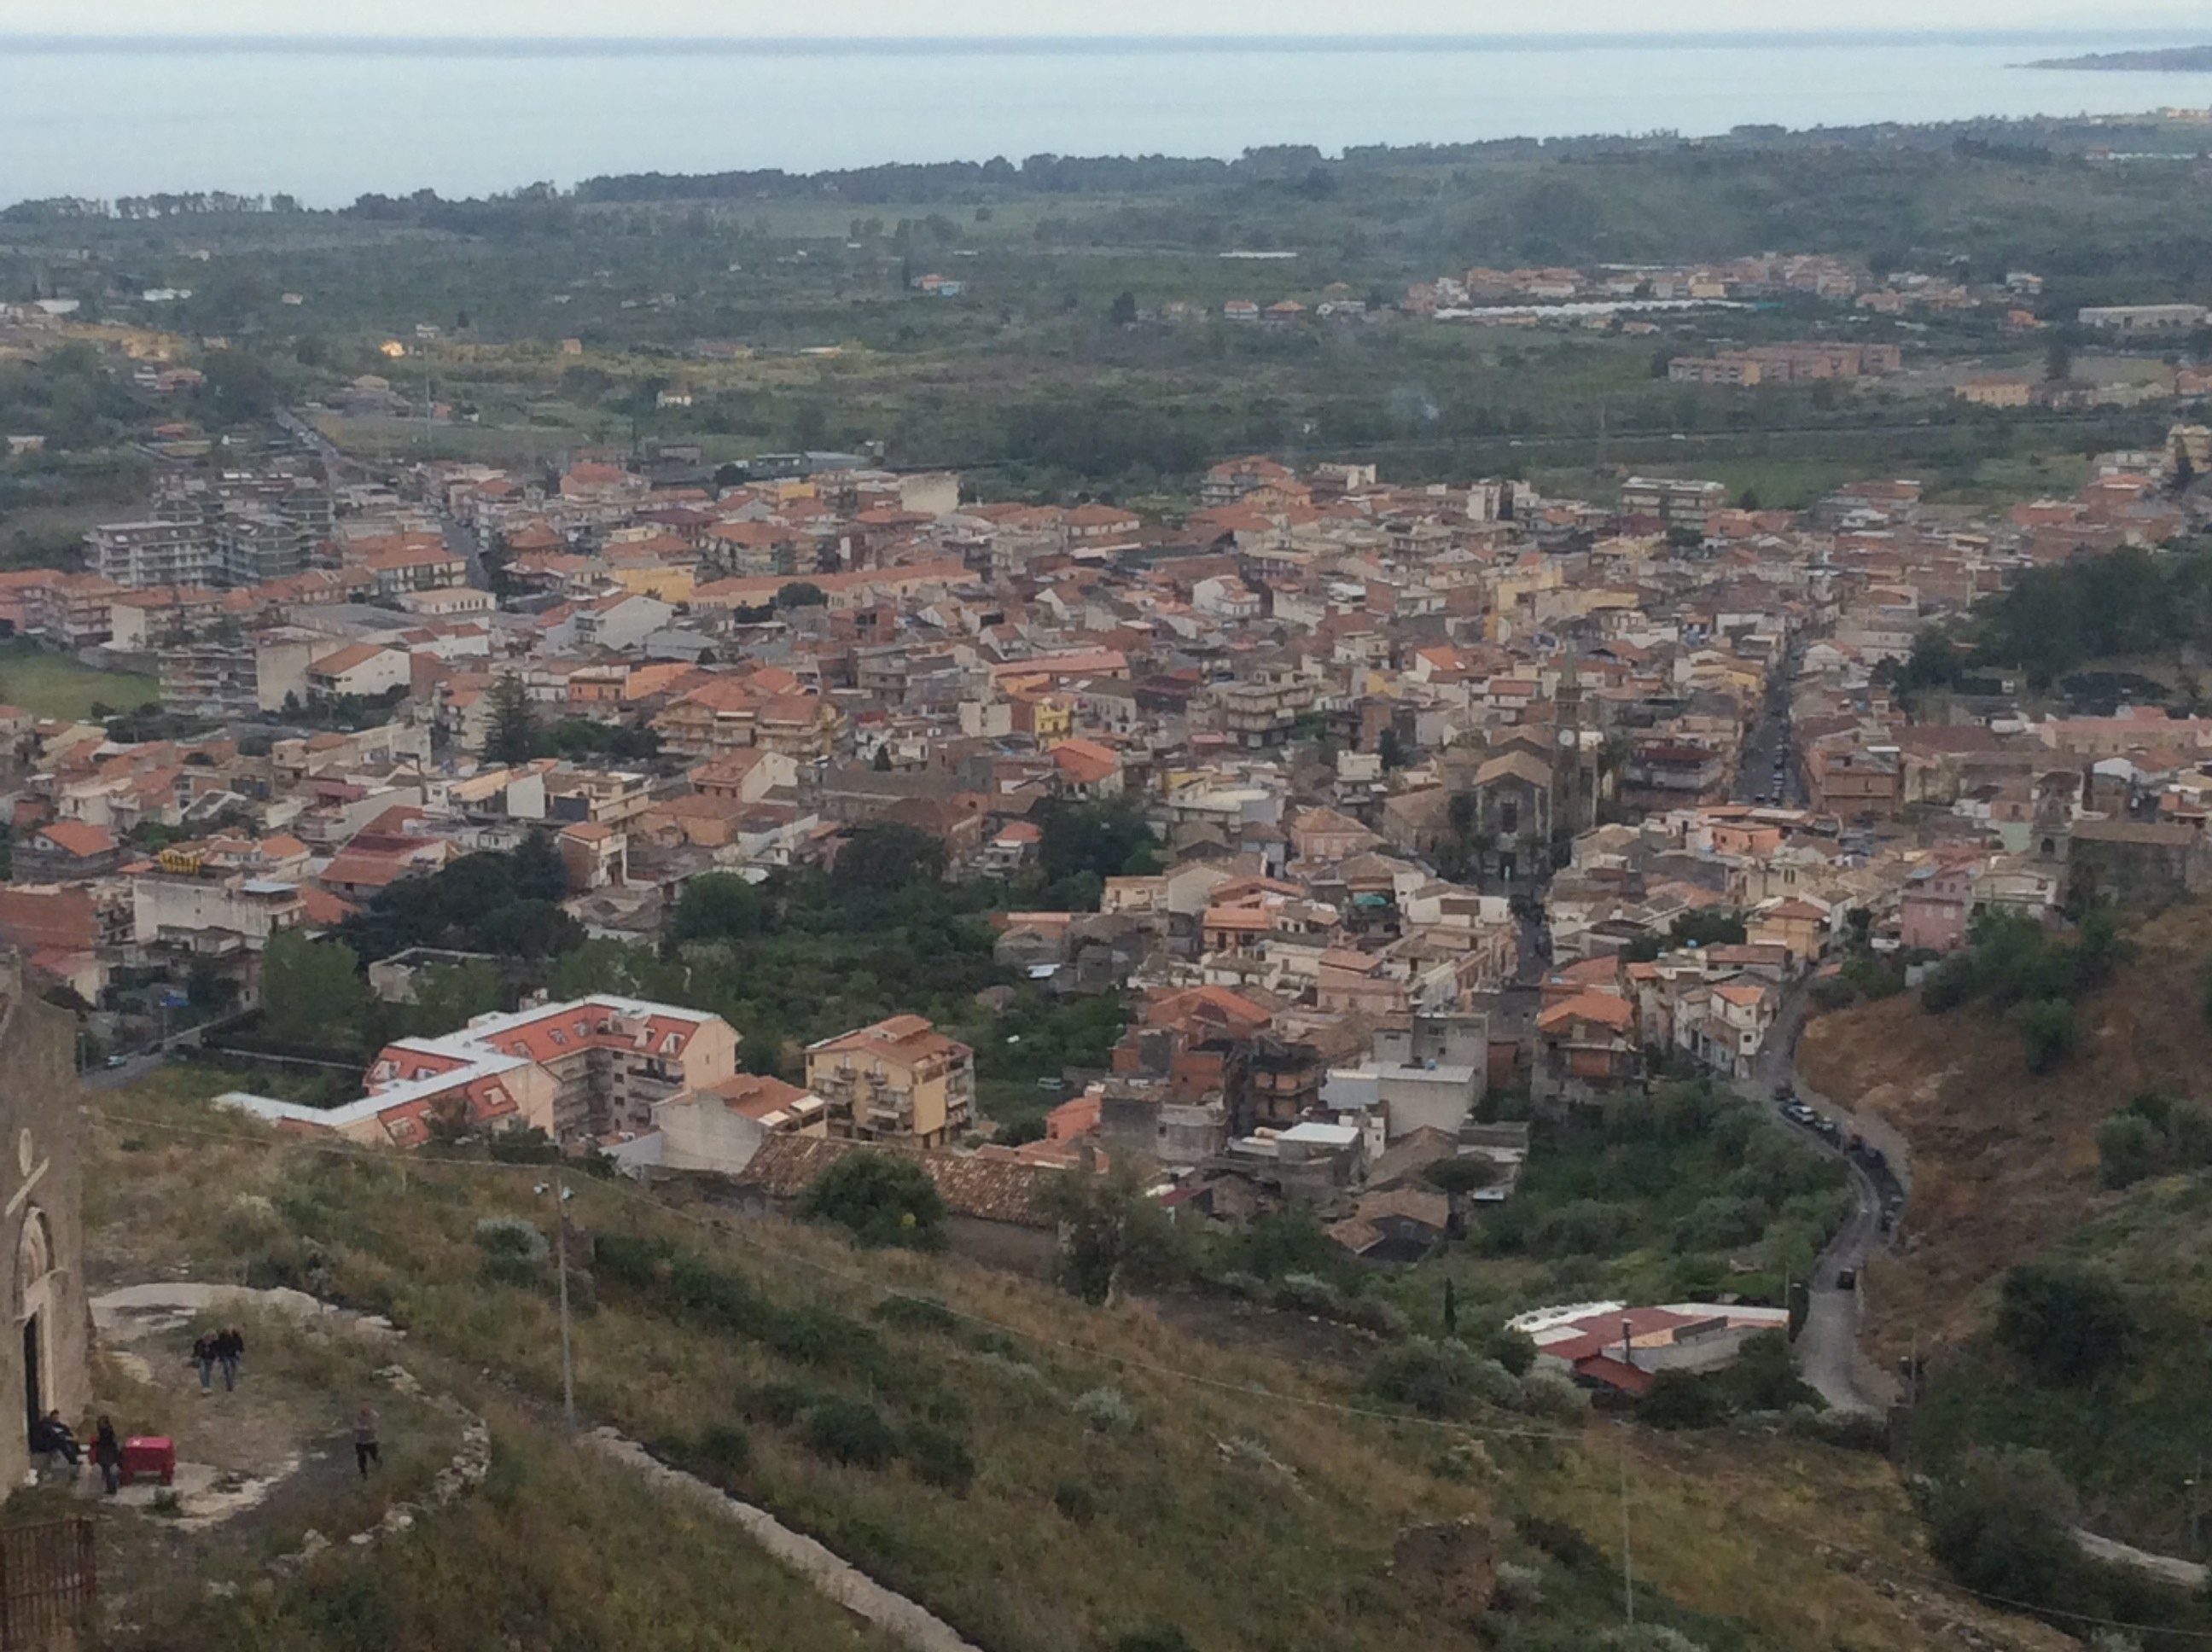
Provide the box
[1536,992,1637,1034]
[32,820,116,858]
[0,887,96,954]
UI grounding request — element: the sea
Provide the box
[3,31,2212,208]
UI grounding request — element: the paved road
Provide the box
[1731,653,1802,807]
[1795,1150,1888,1415]
[1735,980,1898,1413]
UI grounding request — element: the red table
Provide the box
[119,1436,174,1486]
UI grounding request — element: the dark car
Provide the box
[1835,1268,1857,1290]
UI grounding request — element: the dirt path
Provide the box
[582,1429,986,1652]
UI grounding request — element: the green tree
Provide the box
[775,581,828,609]
[1109,290,1138,327]
[200,349,277,425]
[410,958,502,1037]
[1038,1165,1182,1305]
[509,829,572,905]
[670,873,764,945]
[485,673,537,767]
[832,823,946,894]
[2095,1109,2161,1189]
[1668,908,1749,949]
[260,929,368,1046]
[797,1151,947,1249]
[1995,1261,2133,1385]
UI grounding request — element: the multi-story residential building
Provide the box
[242,997,747,1147]
[216,509,309,585]
[131,870,307,960]
[1619,477,1729,526]
[1211,662,1318,748]
[85,519,218,589]
[806,1015,975,1148]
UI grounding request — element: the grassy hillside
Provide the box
[84,1082,2070,1652]
[1903,1172,2212,1555]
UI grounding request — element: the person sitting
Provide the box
[28,1411,79,1474]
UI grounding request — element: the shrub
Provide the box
[1364,1336,1516,1420]
[1517,1513,1601,1569]
[2096,1111,2162,1189]
[1074,1386,1138,1434]
[1807,977,1859,1011]
[474,1214,550,1261]
[2012,998,2079,1074]
[479,1251,544,1289]
[591,1231,672,1287]
[797,1151,948,1249]
[1485,1328,1538,1376]
[1639,1369,1726,1430]
[871,1293,959,1335]
[1786,1406,1889,1452]
[1272,1272,1341,1315]
[760,1302,883,1371]
[805,1399,899,1469]
[1526,1199,1634,1258]
[741,1381,812,1427]
[1115,1632,1195,1652]
[1053,1476,1099,1521]
[1335,1294,1409,1337]
[1490,1560,1545,1612]
[1672,1195,1769,1253]
[1520,1369,1591,1422]
[1919,955,1977,1012]
[690,1422,752,1486]
[1995,1261,2133,1385]
[904,1423,976,1493]
[1927,1446,2079,1601]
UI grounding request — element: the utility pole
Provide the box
[2192,1455,2203,1561]
[1620,1430,1635,1631]
[541,1179,577,1434]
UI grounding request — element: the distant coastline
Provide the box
[0,28,2202,58]
[2029,44,2212,72]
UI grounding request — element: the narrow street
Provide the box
[1736,980,1900,1414]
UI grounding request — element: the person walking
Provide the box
[215,1326,244,1392]
[353,1404,379,1479]
[190,1332,215,1393]
[90,1416,120,1496]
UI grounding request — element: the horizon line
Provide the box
[0,26,2205,54]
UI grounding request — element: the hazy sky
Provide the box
[8,0,2206,35]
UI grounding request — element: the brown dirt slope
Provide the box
[1798,900,2212,1359]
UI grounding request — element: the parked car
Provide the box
[1835,1268,1857,1290]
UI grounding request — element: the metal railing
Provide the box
[0,1518,96,1649]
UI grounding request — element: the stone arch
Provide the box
[16,1207,51,1300]
[18,1207,55,1431]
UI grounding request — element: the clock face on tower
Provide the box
[1558,730,1576,747]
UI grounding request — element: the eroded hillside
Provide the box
[1799,901,2212,1359]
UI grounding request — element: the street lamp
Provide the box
[534,1180,578,1435]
